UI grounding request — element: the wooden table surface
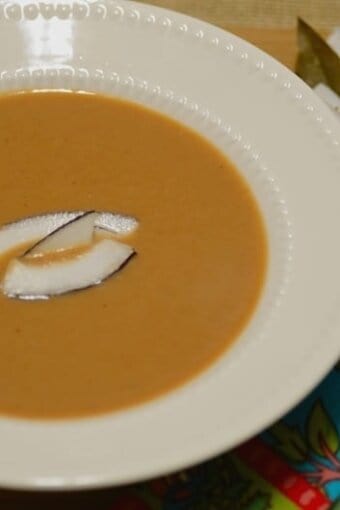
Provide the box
[0,1,333,508]
[137,0,339,30]
[137,0,332,69]
[218,27,297,69]
[147,2,297,69]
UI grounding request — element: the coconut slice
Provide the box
[95,212,139,236]
[0,211,138,255]
[27,211,98,257]
[2,239,134,300]
[0,212,82,255]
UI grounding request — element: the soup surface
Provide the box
[0,91,267,418]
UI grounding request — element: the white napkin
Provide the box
[314,28,340,117]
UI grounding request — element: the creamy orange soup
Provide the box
[0,91,267,419]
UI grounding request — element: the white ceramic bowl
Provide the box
[0,0,339,490]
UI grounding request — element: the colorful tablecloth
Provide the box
[106,367,340,510]
[4,371,339,508]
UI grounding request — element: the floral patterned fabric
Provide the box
[105,366,340,510]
